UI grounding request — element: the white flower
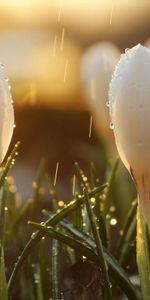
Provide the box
[109,44,150,225]
[80,42,120,139]
[0,63,14,163]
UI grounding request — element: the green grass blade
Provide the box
[0,187,8,300]
[75,162,92,233]
[47,174,58,211]
[118,216,136,266]
[0,142,20,189]
[0,188,7,249]
[55,219,139,300]
[34,265,44,300]
[59,219,139,300]
[31,158,46,215]
[52,239,61,300]
[90,162,100,189]
[39,238,50,300]
[8,198,33,241]
[29,222,139,300]
[103,158,120,217]
[27,258,37,300]
[8,185,106,293]
[75,162,90,191]
[72,194,83,262]
[84,189,112,299]
[98,215,108,248]
[117,200,137,259]
[0,248,8,300]
[137,205,150,300]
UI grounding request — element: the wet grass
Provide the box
[0,144,141,300]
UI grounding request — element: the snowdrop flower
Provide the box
[109,44,150,226]
[81,42,120,140]
[0,63,14,163]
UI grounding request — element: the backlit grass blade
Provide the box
[103,158,120,217]
[137,205,150,300]
[0,248,8,300]
[47,174,58,211]
[52,239,61,300]
[27,258,37,299]
[0,186,8,300]
[90,162,100,189]
[0,188,7,249]
[72,194,83,261]
[98,215,108,248]
[75,162,90,191]
[84,188,112,299]
[117,199,137,259]
[31,158,46,215]
[29,222,139,300]
[39,238,50,300]
[75,162,91,232]
[0,142,20,190]
[118,215,136,267]
[90,163,104,232]
[8,185,107,292]
[7,198,33,241]
[34,264,44,300]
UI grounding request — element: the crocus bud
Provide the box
[80,42,120,140]
[0,64,14,163]
[109,44,150,226]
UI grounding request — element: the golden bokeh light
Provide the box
[0,30,81,108]
[0,0,148,109]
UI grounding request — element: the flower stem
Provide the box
[137,199,150,300]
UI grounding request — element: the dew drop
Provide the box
[119,229,124,236]
[109,122,114,130]
[106,101,110,107]
[110,205,116,213]
[91,197,95,204]
[106,214,111,220]
[83,176,88,182]
[110,218,117,226]
[31,232,36,239]
[58,200,65,208]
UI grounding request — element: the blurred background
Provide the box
[1,0,150,218]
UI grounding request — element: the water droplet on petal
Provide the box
[109,122,114,130]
